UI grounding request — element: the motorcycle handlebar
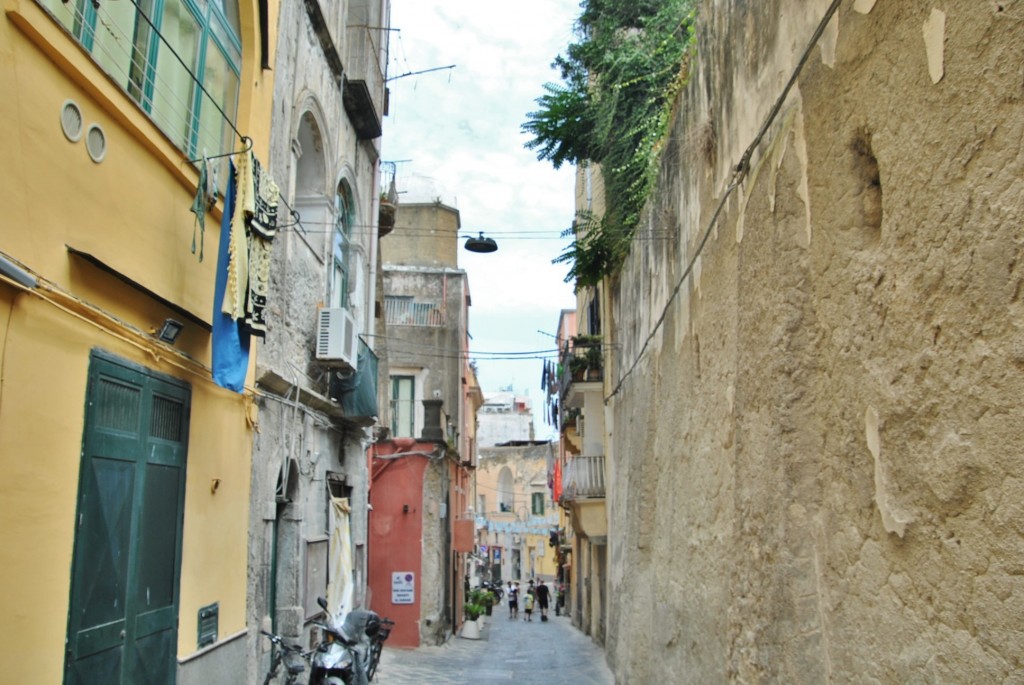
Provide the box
[260,630,304,652]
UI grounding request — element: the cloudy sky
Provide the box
[382,0,580,437]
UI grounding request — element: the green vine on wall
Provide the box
[523,0,696,288]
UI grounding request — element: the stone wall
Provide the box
[419,458,449,645]
[247,0,382,679]
[606,1,1024,683]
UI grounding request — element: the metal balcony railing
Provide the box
[384,297,444,327]
[559,339,603,403]
[561,455,605,501]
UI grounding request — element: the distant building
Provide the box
[368,193,482,647]
[477,391,535,446]
[474,442,559,585]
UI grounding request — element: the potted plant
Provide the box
[572,334,602,347]
[564,407,581,430]
[378,193,396,235]
[470,589,495,617]
[584,344,603,380]
[568,355,588,381]
[461,602,483,639]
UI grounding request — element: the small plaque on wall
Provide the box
[391,572,415,604]
[198,602,218,648]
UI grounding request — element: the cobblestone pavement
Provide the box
[373,607,614,685]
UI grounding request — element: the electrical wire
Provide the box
[364,334,557,358]
[605,0,843,402]
[368,335,557,362]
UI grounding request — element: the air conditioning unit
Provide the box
[316,307,358,371]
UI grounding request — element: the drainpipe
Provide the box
[270,515,279,634]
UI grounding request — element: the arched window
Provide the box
[497,467,514,513]
[331,182,354,309]
[41,0,241,160]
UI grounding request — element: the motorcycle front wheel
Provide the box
[366,642,383,681]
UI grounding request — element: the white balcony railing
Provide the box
[562,455,605,501]
[384,297,444,327]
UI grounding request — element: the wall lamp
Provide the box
[464,232,498,253]
[157,318,184,344]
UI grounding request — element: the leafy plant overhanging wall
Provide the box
[523,0,697,288]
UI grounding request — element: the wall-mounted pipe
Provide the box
[0,255,37,289]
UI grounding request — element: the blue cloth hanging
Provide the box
[212,162,251,392]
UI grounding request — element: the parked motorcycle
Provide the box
[309,596,393,685]
[260,630,310,685]
[365,615,394,681]
[480,580,503,602]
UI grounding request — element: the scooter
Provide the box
[309,596,392,685]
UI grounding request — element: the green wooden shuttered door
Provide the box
[65,350,190,685]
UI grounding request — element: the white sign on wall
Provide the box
[392,572,415,604]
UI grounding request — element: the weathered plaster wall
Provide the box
[247,0,382,678]
[607,1,1024,683]
[419,458,449,645]
[383,267,468,418]
[367,447,429,648]
[381,202,461,268]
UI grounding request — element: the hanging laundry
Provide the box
[212,162,250,393]
[244,155,279,338]
[221,149,280,338]
[190,156,213,261]
[250,155,279,239]
[222,150,252,321]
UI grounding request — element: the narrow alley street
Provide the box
[374,607,614,685]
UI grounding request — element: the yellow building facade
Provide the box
[0,1,275,681]
[475,442,560,584]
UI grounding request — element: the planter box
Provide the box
[460,618,481,640]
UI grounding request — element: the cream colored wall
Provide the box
[532,532,559,579]
[605,2,1024,683]
[380,203,460,269]
[0,0,274,676]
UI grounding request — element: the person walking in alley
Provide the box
[536,579,551,621]
[523,588,535,621]
[507,581,519,619]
